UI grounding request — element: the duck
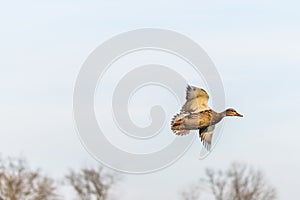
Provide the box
[171,85,243,150]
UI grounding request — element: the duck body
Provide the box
[172,110,224,131]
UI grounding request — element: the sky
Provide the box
[1,0,300,199]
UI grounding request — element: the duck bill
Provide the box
[235,113,243,117]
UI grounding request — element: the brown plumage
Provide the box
[171,86,243,150]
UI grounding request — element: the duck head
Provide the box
[225,108,243,117]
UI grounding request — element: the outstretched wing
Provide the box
[186,85,195,100]
[182,85,210,114]
[199,125,215,150]
[186,85,209,100]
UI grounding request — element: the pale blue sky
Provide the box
[1,0,300,199]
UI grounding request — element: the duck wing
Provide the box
[181,86,209,114]
[199,125,215,150]
[185,85,209,100]
[185,85,195,100]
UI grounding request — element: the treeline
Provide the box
[0,155,121,200]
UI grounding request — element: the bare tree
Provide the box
[179,183,202,200]
[65,166,121,200]
[0,156,58,200]
[205,162,277,200]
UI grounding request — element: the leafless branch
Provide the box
[65,166,121,200]
[0,156,58,200]
[205,162,277,200]
[179,183,202,200]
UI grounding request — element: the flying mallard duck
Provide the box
[171,85,243,150]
